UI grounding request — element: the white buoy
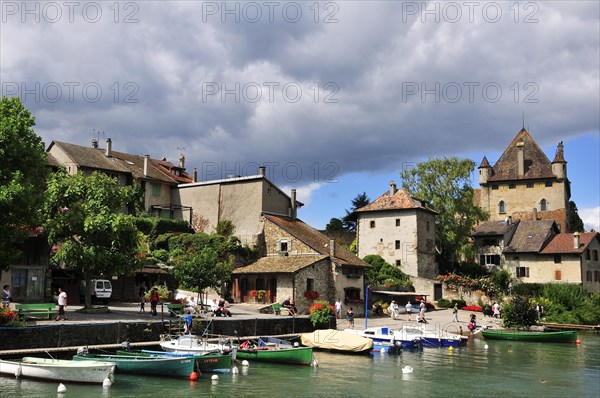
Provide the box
[102,377,112,388]
[311,358,319,367]
[231,365,239,374]
[402,366,413,374]
[15,364,22,378]
[57,383,67,393]
[241,360,249,367]
[211,375,219,381]
[484,344,489,350]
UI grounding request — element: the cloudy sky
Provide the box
[2,1,599,230]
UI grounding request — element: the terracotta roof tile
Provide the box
[264,214,369,267]
[488,129,555,182]
[478,156,491,168]
[355,188,437,214]
[232,255,328,274]
[540,232,599,254]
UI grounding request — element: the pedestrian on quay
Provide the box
[347,307,354,328]
[139,291,146,313]
[150,287,160,316]
[2,285,11,307]
[55,287,68,321]
[335,298,342,319]
[452,303,459,322]
[389,300,398,320]
[405,301,413,321]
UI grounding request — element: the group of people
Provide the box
[282,298,297,316]
[210,298,232,317]
[387,299,428,323]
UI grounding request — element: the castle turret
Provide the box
[552,141,567,180]
[478,156,492,184]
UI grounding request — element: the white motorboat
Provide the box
[0,357,115,384]
[159,334,226,355]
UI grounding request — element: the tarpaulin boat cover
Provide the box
[300,329,373,353]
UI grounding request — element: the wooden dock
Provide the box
[541,322,600,331]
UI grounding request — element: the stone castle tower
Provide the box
[477,128,571,231]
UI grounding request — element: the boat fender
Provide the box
[57,383,67,393]
[211,375,219,381]
[484,344,489,350]
[15,364,22,378]
[189,372,198,381]
[448,346,454,352]
[231,366,239,374]
[241,360,249,367]
[311,358,319,367]
[103,378,112,388]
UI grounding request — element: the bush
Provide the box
[491,270,511,291]
[502,295,538,329]
[512,283,544,297]
[436,298,452,308]
[456,262,489,278]
[152,249,169,263]
[309,300,335,328]
[451,299,467,308]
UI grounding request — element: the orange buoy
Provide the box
[576,339,581,345]
[190,371,198,381]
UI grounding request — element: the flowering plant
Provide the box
[436,273,500,297]
[304,290,320,300]
[309,300,335,327]
[461,305,483,312]
[250,290,257,297]
[0,305,18,326]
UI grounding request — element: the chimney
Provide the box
[508,216,512,225]
[143,155,150,176]
[389,180,397,197]
[259,165,266,177]
[329,239,336,258]
[179,154,185,169]
[516,141,524,175]
[573,232,580,249]
[192,168,198,183]
[91,139,98,149]
[105,138,112,157]
[290,189,297,219]
[532,207,537,221]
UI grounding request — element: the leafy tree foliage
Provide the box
[342,192,370,231]
[567,201,585,232]
[325,218,345,233]
[363,254,412,288]
[502,295,538,329]
[0,97,48,270]
[43,170,142,307]
[401,157,488,273]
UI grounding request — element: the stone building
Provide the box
[355,181,437,279]
[471,219,519,271]
[231,214,370,315]
[477,128,570,231]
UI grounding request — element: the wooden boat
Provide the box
[300,329,373,353]
[116,349,233,374]
[72,350,195,378]
[0,357,115,384]
[481,329,578,343]
[160,334,224,355]
[235,336,313,365]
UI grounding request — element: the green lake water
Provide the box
[2,334,599,398]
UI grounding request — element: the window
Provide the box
[492,185,499,190]
[554,255,562,264]
[151,183,161,197]
[526,182,534,188]
[595,271,600,282]
[586,271,593,282]
[395,240,401,250]
[516,267,529,277]
[480,254,501,266]
[540,199,547,211]
[545,181,553,187]
[509,183,516,189]
[498,200,506,214]
[586,249,591,260]
[594,250,599,261]
[555,270,562,280]
[395,219,400,227]
[306,278,314,292]
[370,220,376,228]
[395,260,402,266]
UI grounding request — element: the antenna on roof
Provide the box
[522,112,525,129]
[177,146,186,153]
[93,128,105,141]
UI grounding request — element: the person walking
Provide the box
[2,285,11,307]
[452,303,459,322]
[150,287,160,316]
[139,291,146,313]
[405,301,413,321]
[335,298,342,319]
[346,307,354,328]
[389,300,398,320]
[55,287,68,321]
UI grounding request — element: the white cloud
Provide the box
[579,207,600,232]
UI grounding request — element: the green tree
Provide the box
[325,218,345,234]
[0,97,48,270]
[401,157,488,273]
[342,192,370,231]
[43,170,142,308]
[567,201,585,232]
[502,295,538,329]
[363,254,412,288]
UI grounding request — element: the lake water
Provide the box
[1,333,599,398]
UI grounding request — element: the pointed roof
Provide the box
[552,141,566,163]
[503,220,558,253]
[478,156,491,168]
[355,188,437,214]
[488,128,555,182]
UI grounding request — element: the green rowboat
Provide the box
[235,336,313,365]
[72,352,196,378]
[481,329,578,343]
[116,349,233,374]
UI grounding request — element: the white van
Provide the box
[79,279,113,304]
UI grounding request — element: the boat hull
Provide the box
[73,354,195,378]
[117,350,232,374]
[235,347,313,365]
[482,329,578,343]
[0,357,115,384]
